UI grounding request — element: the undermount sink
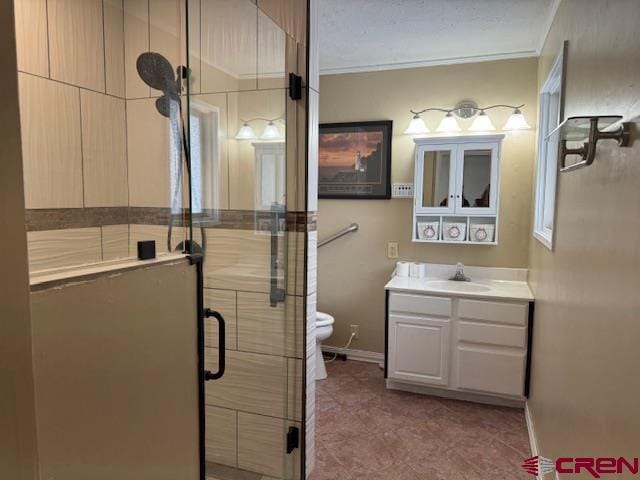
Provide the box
[423,280,491,293]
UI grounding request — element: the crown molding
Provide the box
[319,50,539,76]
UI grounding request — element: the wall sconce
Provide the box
[404,100,531,135]
[551,116,632,173]
[235,117,284,141]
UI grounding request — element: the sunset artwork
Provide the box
[319,131,383,169]
[318,121,392,199]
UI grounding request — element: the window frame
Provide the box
[533,42,567,250]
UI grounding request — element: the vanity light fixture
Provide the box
[502,107,531,131]
[404,101,531,134]
[403,113,430,135]
[436,112,462,133]
[261,121,283,140]
[468,110,496,132]
[235,117,284,141]
[235,122,258,140]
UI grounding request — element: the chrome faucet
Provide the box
[449,262,471,282]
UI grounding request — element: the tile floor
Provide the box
[309,360,531,480]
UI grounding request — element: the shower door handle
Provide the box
[204,308,226,380]
[269,204,286,307]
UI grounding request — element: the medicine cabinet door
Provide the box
[415,144,457,215]
[454,142,499,215]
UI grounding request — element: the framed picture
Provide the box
[319,121,392,199]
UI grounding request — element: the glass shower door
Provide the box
[185,1,304,479]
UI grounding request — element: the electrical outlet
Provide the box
[350,324,359,339]
[387,242,399,259]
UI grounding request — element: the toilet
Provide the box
[315,311,335,380]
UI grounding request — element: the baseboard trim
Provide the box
[525,402,559,480]
[525,402,539,458]
[386,379,524,408]
[321,346,384,365]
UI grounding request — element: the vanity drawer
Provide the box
[456,347,525,397]
[389,293,451,317]
[458,321,526,348]
[458,299,528,326]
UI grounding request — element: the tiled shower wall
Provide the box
[17,0,125,271]
[15,0,191,273]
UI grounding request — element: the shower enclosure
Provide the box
[184,2,309,479]
[15,0,312,478]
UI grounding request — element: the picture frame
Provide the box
[318,120,393,199]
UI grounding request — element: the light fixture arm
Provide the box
[409,104,525,116]
[480,103,525,112]
[241,117,284,123]
[410,107,452,115]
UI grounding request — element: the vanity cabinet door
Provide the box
[454,142,500,215]
[388,314,450,386]
[414,144,457,214]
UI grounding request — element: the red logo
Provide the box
[522,456,640,478]
[522,456,555,476]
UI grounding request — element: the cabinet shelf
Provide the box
[413,239,498,245]
[414,214,498,244]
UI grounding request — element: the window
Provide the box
[534,43,566,250]
[169,101,221,216]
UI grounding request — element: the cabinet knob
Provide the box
[456,194,461,198]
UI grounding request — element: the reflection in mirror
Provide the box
[461,149,491,208]
[258,10,286,89]
[422,151,451,208]
[201,0,258,93]
[254,142,286,209]
[228,89,286,210]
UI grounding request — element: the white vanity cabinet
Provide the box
[386,290,532,404]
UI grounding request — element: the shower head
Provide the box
[136,52,182,118]
[136,52,177,92]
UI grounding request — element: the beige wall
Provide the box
[30,260,199,480]
[317,58,538,353]
[528,0,640,463]
[0,2,39,478]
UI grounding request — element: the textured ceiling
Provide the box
[318,0,558,74]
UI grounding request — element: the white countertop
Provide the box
[385,263,533,302]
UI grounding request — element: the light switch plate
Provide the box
[392,183,413,198]
[387,242,399,259]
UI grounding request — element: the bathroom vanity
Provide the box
[384,264,534,406]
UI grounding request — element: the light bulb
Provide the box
[469,110,496,132]
[260,121,283,140]
[235,122,257,140]
[503,109,531,130]
[436,112,461,133]
[403,114,429,135]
